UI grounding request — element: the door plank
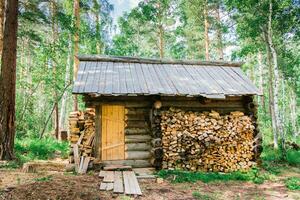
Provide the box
[101,105,125,160]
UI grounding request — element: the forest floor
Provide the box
[0,166,299,200]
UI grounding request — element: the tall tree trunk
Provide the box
[93,0,102,54]
[290,89,298,139]
[51,0,59,139]
[204,0,210,61]
[267,0,284,151]
[73,0,80,111]
[0,0,5,57]
[159,25,164,59]
[264,31,278,149]
[0,0,18,160]
[59,35,72,132]
[257,51,265,111]
[215,2,223,60]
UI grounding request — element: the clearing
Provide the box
[0,166,300,200]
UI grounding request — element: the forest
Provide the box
[0,0,299,199]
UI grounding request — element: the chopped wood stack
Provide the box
[160,108,256,172]
[68,108,96,173]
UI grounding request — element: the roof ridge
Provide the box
[77,55,243,67]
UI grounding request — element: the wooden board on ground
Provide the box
[73,144,80,169]
[99,170,106,177]
[103,171,114,183]
[106,183,114,191]
[104,165,132,171]
[100,182,107,191]
[113,171,124,193]
[78,156,85,173]
[80,157,90,174]
[123,171,142,195]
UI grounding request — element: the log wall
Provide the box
[84,95,261,170]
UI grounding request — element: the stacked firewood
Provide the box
[160,108,255,172]
[68,108,96,173]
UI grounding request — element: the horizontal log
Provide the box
[125,121,149,128]
[125,114,147,121]
[125,108,149,115]
[102,160,151,168]
[77,55,242,67]
[161,101,244,108]
[125,135,152,143]
[125,151,151,160]
[125,143,151,151]
[125,128,150,135]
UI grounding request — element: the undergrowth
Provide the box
[13,137,69,166]
[285,177,300,190]
[157,167,269,184]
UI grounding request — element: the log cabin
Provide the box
[71,55,262,172]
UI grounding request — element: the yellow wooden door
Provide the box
[101,105,125,160]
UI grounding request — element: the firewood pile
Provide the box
[160,108,256,172]
[68,108,95,173]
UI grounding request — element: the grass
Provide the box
[285,177,300,190]
[192,191,215,200]
[157,167,269,184]
[34,175,53,182]
[14,137,69,166]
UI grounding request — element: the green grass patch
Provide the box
[34,175,53,182]
[157,168,269,184]
[192,191,215,200]
[14,137,69,166]
[285,177,300,190]
[286,149,300,166]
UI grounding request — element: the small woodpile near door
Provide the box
[68,108,95,173]
[160,108,256,172]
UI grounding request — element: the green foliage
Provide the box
[34,175,53,182]
[285,177,300,190]
[286,149,300,166]
[192,191,215,200]
[157,168,269,184]
[14,137,69,165]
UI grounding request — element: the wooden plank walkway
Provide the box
[99,170,142,196]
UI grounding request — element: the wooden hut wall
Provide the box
[85,95,261,168]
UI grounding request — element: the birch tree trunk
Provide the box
[257,51,265,111]
[0,0,18,160]
[93,0,102,54]
[290,89,298,139]
[204,0,210,61]
[159,24,164,59]
[215,2,223,60]
[265,31,278,149]
[51,0,59,139]
[73,0,80,111]
[59,35,72,133]
[267,0,283,150]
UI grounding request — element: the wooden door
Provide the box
[101,105,125,160]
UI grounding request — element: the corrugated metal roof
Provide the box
[72,56,261,99]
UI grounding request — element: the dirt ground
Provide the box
[0,167,299,200]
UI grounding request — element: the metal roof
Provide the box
[73,56,261,99]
